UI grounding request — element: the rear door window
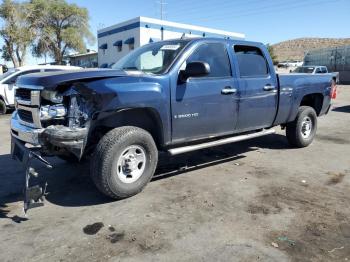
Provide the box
[234,45,269,77]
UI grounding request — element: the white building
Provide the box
[97,16,245,67]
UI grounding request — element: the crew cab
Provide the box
[0,65,81,114]
[11,38,334,200]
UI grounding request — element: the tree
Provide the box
[0,0,35,67]
[266,44,278,65]
[31,0,95,64]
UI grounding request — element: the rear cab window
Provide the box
[320,67,328,73]
[233,45,269,78]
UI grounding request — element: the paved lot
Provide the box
[0,86,350,262]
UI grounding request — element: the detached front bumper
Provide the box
[11,112,88,158]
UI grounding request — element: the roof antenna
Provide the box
[180,33,186,39]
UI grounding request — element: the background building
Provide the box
[97,16,245,68]
[304,45,350,84]
[65,50,98,68]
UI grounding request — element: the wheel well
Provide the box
[300,93,324,116]
[90,108,164,150]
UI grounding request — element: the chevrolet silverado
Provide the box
[11,38,334,202]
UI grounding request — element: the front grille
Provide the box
[15,87,41,128]
[18,109,34,123]
[16,88,31,100]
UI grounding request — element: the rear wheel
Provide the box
[0,99,6,115]
[286,106,317,147]
[91,126,158,199]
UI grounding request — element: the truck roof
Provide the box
[156,37,265,48]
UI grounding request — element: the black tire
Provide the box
[91,126,158,199]
[286,106,317,148]
[0,99,6,115]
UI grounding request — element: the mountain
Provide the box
[271,38,350,62]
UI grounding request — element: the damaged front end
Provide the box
[10,70,121,214]
[11,83,96,214]
[12,83,94,160]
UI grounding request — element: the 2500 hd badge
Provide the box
[174,113,199,119]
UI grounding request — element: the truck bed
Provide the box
[275,74,332,125]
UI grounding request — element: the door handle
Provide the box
[221,87,237,95]
[263,85,276,91]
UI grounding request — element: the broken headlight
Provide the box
[40,105,67,120]
[41,90,63,103]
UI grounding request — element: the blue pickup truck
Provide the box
[11,38,334,201]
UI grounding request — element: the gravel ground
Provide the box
[0,86,349,262]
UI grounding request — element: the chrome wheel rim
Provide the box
[116,145,146,184]
[301,116,312,139]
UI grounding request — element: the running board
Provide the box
[168,129,276,155]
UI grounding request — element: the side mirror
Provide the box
[180,61,210,82]
[185,61,210,77]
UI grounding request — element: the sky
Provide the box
[3,0,350,65]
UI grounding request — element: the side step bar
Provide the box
[168,129,276,155]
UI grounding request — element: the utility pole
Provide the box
[158,0,166,20]
[161,0,164,20]
[157,0,167,40]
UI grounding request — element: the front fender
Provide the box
[83,76,171,145]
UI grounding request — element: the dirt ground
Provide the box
[0,86,350,262]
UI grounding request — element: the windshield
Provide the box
[112,40,190,74]
[293,67,315,73]
[0,68,18,81]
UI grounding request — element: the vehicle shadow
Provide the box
[0,133,289,212]
[332,105,350,113]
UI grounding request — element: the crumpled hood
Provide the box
[16,68,129,90]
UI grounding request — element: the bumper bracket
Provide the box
[12,138,53,215]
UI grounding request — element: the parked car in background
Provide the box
[291,66,339,83]
[0,65,81,114]
[278,60,303,68]
[286,60,303,67]
[11,38,334,201]
[277,61,289,68]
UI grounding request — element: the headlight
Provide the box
[41,90,63,103]
[40,105,67,120]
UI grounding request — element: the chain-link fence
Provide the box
[304,45,350,84]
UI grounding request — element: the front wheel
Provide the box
[91,126,158,199]
[286,106,317,148]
